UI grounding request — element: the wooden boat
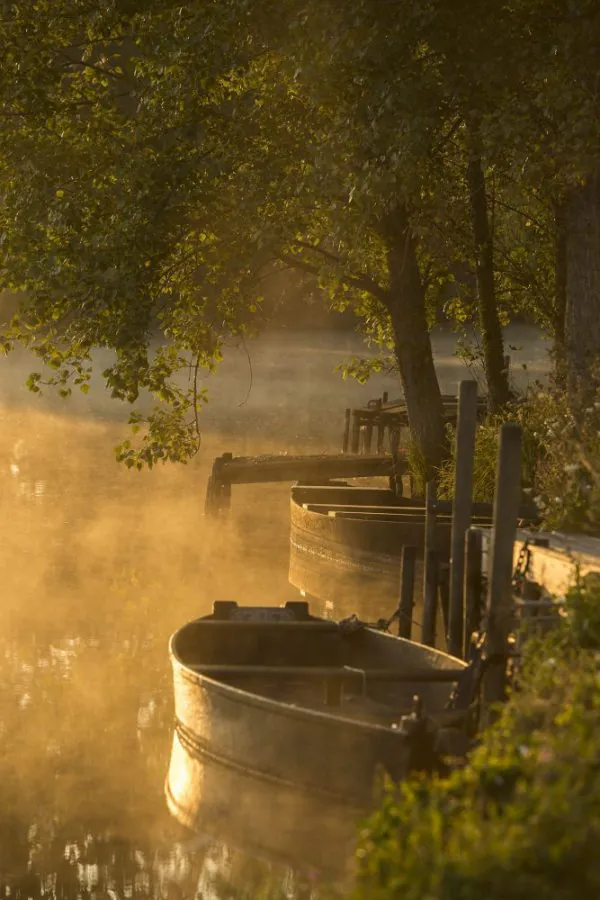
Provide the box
[289,483,455,615]
[166,601,468,825]
[289,482,541,618]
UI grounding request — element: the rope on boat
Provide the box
[380,607,423,635]
[338,611,423,636]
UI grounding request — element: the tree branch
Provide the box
[431,115,464,157]
[285,242,389,302]
[494,197,551,235]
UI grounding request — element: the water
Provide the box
[0,325,550,896]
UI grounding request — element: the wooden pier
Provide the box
[205,451,407,515]
[511,530,600,598]
[342,391,489,455]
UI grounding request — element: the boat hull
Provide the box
[166,609,466,827]
[169,652,409,808]
[289,485,450,616]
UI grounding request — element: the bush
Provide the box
[436,383,600,533]
[353,580,600,900]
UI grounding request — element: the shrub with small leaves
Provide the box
[354,580,600,900]
[436,380,600,533]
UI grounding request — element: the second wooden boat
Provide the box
[289,483,452,616]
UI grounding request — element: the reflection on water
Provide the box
[0,623,335,895]
[0,406,353,896]
[0,328,550,893]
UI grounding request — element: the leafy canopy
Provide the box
[2,1,600,463]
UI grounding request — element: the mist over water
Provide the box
[0,326,549,895]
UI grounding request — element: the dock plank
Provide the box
[511,530,600,597]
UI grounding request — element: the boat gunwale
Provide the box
[289,494,452,551]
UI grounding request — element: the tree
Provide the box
[470,0,600,398]
[1,0,599,473]
[0,0,455,473]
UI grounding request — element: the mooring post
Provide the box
[375,399,385,455]
[359,426,370,455]
[483,423,522,711]
[448,380,479,658]
[204,476,217,516]
[350,411,361,454]
[388,428,402,496]
[364,415,374,454]
[439,562,450,640]
[463,527,484,658]
[219,452,233,513]
[205,455,224,515]
[398,545,416,639]
[421,480,438,646]
[342,408,351,454]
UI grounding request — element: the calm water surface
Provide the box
[0,327,550,896]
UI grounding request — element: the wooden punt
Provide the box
[289,483,454,615]
[289,482,540,618]
[166,601,468,827]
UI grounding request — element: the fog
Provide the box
[0,324,550,895]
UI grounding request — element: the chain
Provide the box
[512,540,531,596]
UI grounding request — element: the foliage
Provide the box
[354,578,600,900]
[436,379,600,532]
[436,399,540,504]
[565,572,600,650]
[0,1,600,465]
[404,435,431,498]
[336,354,397,385]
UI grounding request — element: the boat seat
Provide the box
[187,664,464,683]
[196,620,340,631]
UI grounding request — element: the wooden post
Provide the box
[484,423,522,710]
[439,562,450,641]
[375,399,385,455]
[421,552,438,647]
[342,408,351,454]
[363,420,374,454]
[398,545,416,639]
[205,454,230,515]
[361,419,373,456]
[421,480,438,646]
[350,411,361,454]
[382,391,389,404]
[389,428,402,496]
[463,527,484,658]
[204,475,217,516]
[219,452,233,513]
[448,380,478,658]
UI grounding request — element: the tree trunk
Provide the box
[466,150,510,412]
[565,166,600,404]
[383,206,447,479]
